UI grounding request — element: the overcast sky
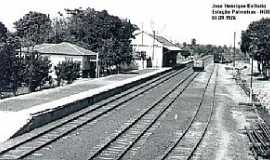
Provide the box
[0,0,269,46]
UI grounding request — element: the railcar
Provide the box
[214,53,222,63]
[193,59,204,71]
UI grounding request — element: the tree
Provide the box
[54,59,81,86]
[0,21,7,42]
[191,38,196,46]
[14,11,52,46]
[0,22,23,95]
[24,52,52,92]
[183,42,187,48]
[240,31,251,55]
[62,8,138,73]
[0,43,15,93]
[0,22,8,86]
[48,14,69,43]
[14,11,53,91]
[241,18,270,77]
[0,40,23,95]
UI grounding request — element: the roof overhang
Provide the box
[179,50,191,56]
[18,51,96,57]
[17,42,97,56]
[164,46,182,51]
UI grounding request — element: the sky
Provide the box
[0,0,270,47]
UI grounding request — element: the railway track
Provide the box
[87,65,217,160]
[159,65,218,160]
[0,63,194,160]
[88,70,199,160]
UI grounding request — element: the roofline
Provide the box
[17,50,96,56]
[17,42,97,56]
[136,31,181,49]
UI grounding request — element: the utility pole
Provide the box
[96,52,99,78]
[233,32,236,68]
[141,23,144,46]
[250,53,254,104]
[141,24,144,69]
[249,40,257,105]
[152,30,155,66]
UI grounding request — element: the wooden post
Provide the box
[96,52,99,78]
[152,30,155,64]
[233,32,236,67]
[250,54,254,104]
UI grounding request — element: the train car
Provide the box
[214,53,233,63]
[214,53,222,63]
[193,59,204,71]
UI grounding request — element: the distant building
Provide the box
[131,31,182,69]
[19,42,98,78]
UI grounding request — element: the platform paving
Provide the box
[0,68,169,143]
[0,61,254,160]
[0,69,158,112]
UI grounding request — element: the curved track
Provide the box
[88,64,217,160]
[159,65,218,160]
[88,70,198,160]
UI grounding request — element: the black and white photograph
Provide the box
[0,0,270,159]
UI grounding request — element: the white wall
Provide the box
[132,32,164,69]
[46,55,83,79]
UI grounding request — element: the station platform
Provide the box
[0,68,171,143]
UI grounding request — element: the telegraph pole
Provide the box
[96,52,99,78]
[249,41,257,105]
[250,53,254,104]
[141,24,144,69]
[141,23,144,46]
[152,30,155,65]
[233,32,236,67]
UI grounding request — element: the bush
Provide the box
[55,59,81,86]
[24,53,52,92]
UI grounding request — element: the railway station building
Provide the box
[19,42,98,78]
[132,31,182,69]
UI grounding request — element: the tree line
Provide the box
[0,7,138,96]
[180,38,239,57]
[241,18,270,78]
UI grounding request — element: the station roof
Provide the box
[179,50,191,56]
[135,31,182,51]
[20,42,97,56]
[148,34,176,47]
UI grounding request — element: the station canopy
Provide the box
[180,50,191,57]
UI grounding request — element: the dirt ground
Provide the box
[0,63,261,159]
[193,63,257,160]
[232,60,270,110]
